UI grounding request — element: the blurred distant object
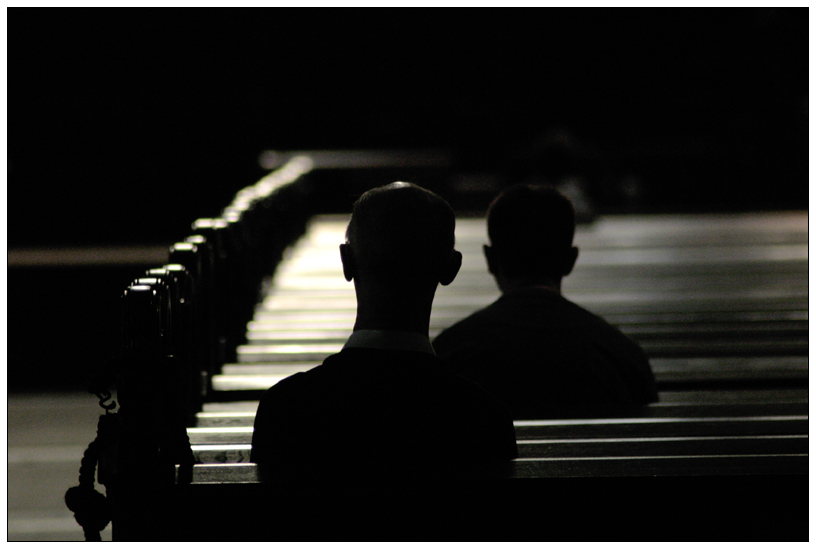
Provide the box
[8,246,170,268]
[513,128,598,224]
[258,149,453,170]
[618,173,645,213]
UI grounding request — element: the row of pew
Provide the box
[116,157,315,420]
[106,160,807,540]
[106,158,318,540]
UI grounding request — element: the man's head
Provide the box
[484,184,579,291]
[340,182,462,295]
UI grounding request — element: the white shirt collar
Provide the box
[343,329,436,356]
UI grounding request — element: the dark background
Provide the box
[8,8,809,389]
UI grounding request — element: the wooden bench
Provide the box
[194,388,809,425]
[188,434,807,463]
[176,450,807,483]
[183,415,808,446]
[205,356,808,401]
[224,213,807,403]
[98,159,807,541]
[152,454,807,541]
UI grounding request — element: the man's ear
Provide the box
[483,244,498,276]
[339,243,355,282]
[562,246,579,276]
[439,250,462,286]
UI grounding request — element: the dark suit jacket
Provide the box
[251,347,518,482]
[433,287,658,419]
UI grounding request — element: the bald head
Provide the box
[485,184,579,289]
[339,182,462,333]
[344,182,458,285]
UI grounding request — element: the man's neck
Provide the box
[344,329,436,355]
[352,300,433,337]
[498,277,562,295]
[352,312,431,337]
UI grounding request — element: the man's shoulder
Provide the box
[254,352,357,403]
[268,348,506,404]
[438,289,581,329]
[254,348,514,434]
[433,291,576,348]
[325,347,445,375]
[433,290,646,359]
[433,299,504,346]
[260,348,459,394]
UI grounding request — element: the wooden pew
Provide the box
[174,395,809,540]
[99,157,318,541]
[176,450,808,483]
[184,414,808,445]
[160,453,807,540]
[194,399,809,425]
[188,211,808,542]
[160,470,806,541]
[100,162,807,541]
[192,387,809,427]
[217,212,807,404]
[224,351,807,393]
[188,434,807,463]
[199,355,808,404]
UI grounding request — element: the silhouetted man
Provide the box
[433,184,658,419]
[251,182,518,482]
